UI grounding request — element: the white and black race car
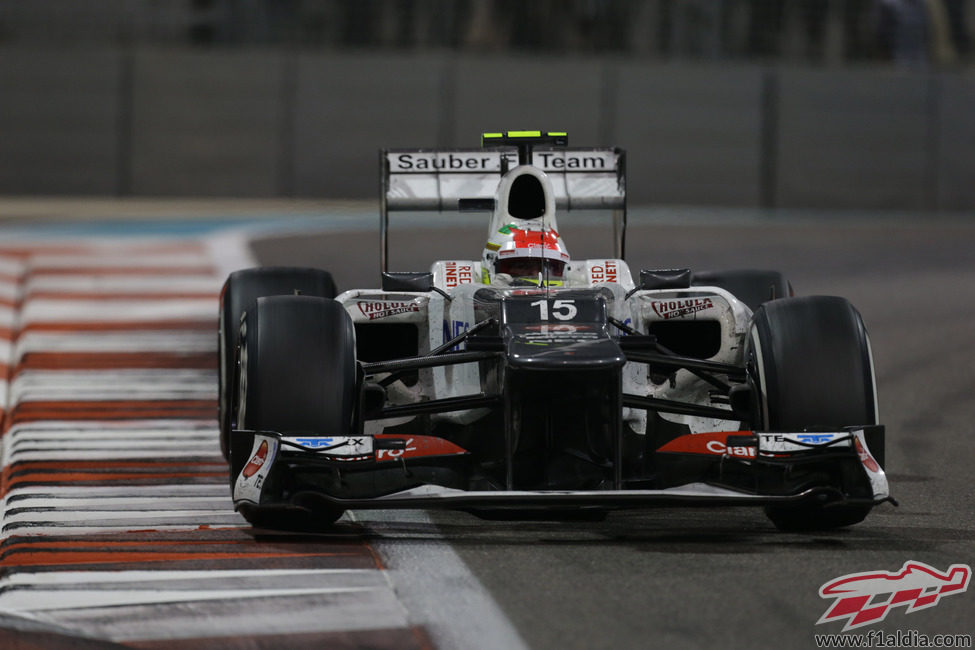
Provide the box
[218,131,893,531]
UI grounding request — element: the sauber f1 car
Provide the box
[218,131,894,531]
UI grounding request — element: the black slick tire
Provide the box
[218,267,336,459]
[747,296,878,531]
[231,294,355,529]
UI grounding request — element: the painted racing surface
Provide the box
[0,233,431,649]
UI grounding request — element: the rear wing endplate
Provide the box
[380,146,627,273]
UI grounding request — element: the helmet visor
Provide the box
[496,257,565,279]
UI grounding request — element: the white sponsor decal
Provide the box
[389,152,513,172]
[589,261,618,284]
[532,151,614,171]
[355,299,419,321]
[851,429,889,499]
[233,435,278,505]
[650,297,714,320]
[444,262,475,288]
[704,440,757,458]
[282,436,374,456]
[387,150,616,173]
[758,432,850,453]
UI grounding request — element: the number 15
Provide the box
[529,299,577,321]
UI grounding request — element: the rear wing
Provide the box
[380,146,627,274]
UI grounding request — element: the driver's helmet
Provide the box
[482,165,568,284]
[492,225,569,283]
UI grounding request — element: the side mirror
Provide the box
[639,268,692,290]
[381,271,434,292]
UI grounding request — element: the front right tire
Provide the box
[747,295,879,531]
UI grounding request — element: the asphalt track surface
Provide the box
[252,212,975,649]
[0,205,972,649]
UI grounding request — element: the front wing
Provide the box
[231,427,892,513]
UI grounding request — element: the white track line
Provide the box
[14,331,216,357]
[35,589,412,642]
[19,299,215,323]
[3,568,378,585]
[2,521,246,535]
[355,510,529,650]
[5,496,232,509]
[6,419,218,432]
[2,586,388,613]
[23,275,221,294]
[26,253,211,269]
[4,509,240,524]
[0,256,22,276]
[4,484,230,498]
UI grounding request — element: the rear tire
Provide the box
[747,296,878,531]
[692,269,792,312]
[230,295,355,528]
[219,267,336,459]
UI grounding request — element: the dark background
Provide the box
[1,0,974,210]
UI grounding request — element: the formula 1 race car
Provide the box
[218,131,893,531]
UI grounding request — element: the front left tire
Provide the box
[230,294,356,529]
[218,267,337,459]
